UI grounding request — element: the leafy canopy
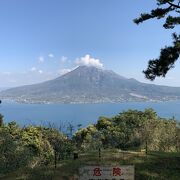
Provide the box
[134,0,180,80]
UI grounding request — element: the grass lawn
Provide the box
[1,149,180,180]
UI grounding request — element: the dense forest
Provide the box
[0,109,180,177]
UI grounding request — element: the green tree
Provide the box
[134,0,180,80]
[0,125,32,173]
[112,109,150,149]
[73,109,180,152]
[96,117,113,148]
[0,114,3,126]
[21,126,54,166]
[96,116,112,130]
[43,128,73,160]
[7,121,21,140]
[74,125,102,150]
[176,122,180,151]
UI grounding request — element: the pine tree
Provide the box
[134,0,180,80]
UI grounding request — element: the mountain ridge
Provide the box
[1,66,180,104]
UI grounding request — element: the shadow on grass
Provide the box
[133,152,180,180]
[1,150,180,180]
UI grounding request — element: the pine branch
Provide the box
[134,7,173,24]
[163,16,180,28]
[143,33,180,80]
[167,1,180,8]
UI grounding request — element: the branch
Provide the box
[167,1,180,8]
[163,16,180,28]
[143,33,180,80]
[134,6,173,24]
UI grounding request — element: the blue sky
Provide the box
[0,0,180,87]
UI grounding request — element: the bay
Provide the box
[0,101,180,130]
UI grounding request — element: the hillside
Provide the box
[1,66,180,103]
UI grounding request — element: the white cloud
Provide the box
[60,56,67,63]
[38,56,44,63]
[30,67,43,74]
[30,67,37,72]
[75,54,103,68]
[48,53,54,58]
[38,70,43,74]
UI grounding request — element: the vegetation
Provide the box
[0,108,180,179]
[0,119,74,175]
[1,150,180,180]
[74,109,180,152]
[134,0,180,80]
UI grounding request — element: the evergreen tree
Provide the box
[134,0,180,80]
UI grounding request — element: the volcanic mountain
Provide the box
[1,66,180,103]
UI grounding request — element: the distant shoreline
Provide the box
[1,97,180,105]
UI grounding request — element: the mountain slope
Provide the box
[1,66,180,103]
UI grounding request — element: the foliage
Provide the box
[43,128,74,160]
[134,0,180,80]
[0,123,74,174]
[0,114,3,127]
[74,124,102,151]
[0,123,32,173]
[74,108,180,152]
[0,109,180,177]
